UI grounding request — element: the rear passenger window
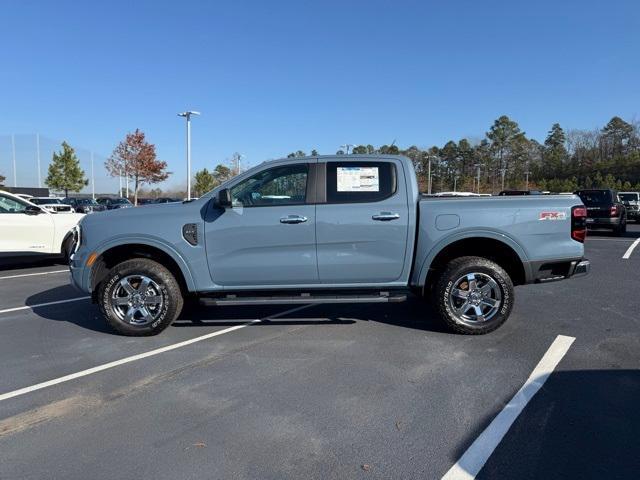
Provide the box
[326,162,397,203]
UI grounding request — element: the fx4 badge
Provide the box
[539,211,566,221]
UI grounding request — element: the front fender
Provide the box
[415,229,531,287]
[91,235,197,292]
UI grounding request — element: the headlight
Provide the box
[72,225,82,253]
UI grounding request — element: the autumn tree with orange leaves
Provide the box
[105,129,170,205]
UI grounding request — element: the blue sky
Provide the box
[1,0,639,191]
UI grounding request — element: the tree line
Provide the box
[286,115,640,193]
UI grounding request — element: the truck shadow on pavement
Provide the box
[452,369,640,480]
[27,288,448,334]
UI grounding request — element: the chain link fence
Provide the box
[0,134,120,196]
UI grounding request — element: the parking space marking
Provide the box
[0,304,314,403]
[0,296,90,315]
[622,238,640,259]
[0,269,68,280]
[441,334,575,480]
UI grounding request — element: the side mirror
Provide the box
[217,188,232,208]
[24,205,43,215]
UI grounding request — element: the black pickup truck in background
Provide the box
[575,189,627,235]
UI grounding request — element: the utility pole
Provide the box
[36,133,41,188]
[474,163,483,194]
[178,111,201,200]
[11,134,16,187]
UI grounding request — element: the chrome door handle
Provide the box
[372,212,400,221]
[280,215,308,224]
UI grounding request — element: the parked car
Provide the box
[96,197,133,210]
[71,155,589,337]
[64,197,107,214]
[30,197,74,213]
[152,197,181,204]
[0,190,83,259]
[574,189,627,235]
[618,191,639,223]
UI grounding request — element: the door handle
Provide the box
[372,212,400,221]
[280,215,308,224]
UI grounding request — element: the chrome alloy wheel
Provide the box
[448,272,502,324]
[111,275,164,325]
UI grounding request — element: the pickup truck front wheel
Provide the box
[434,256,513,335]
[98,258,184,336]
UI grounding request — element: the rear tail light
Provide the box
[610,205,619,217]
[572,205,587,243]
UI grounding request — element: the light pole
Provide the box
[11,134,16,187]
[474,163,483,194]
[340,144,354,155]
[178,110,200,200]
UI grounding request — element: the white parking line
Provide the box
[622,238,640,259]
[0,269,68,280]
[0,296,90,315]
[0,303,314,402]
[441,335,575,480]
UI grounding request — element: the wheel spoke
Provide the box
[452,288,469,299]
[480,280,496,296]
[114,297,130,306]
[144,296,162,306]
[124,307,137,323]
[137,277,151,294]
[138,307,153,323]
[481,297,498,307]
[472,305,485,322]
[455,301,471,316]
[466,273,477,291]
[120,279,136,295]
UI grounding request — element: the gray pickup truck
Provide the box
[70,155,590,336]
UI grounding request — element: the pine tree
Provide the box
[193,168,217,197]
[45,142,88,197]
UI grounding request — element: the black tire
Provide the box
[433,256,514,335]
[98,258,184,336]
[613,216,626,236]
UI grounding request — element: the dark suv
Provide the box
[574,189,627,235]
[63,197,107,214]
[96,197,133,210]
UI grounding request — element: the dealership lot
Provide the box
[0,227,639,479]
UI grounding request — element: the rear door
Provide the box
[315,158,410,284]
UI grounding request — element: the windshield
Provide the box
[619,193,638,202]
[576,190,612,206]
[77,199,98,205]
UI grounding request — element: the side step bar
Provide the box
[200,292,407,307]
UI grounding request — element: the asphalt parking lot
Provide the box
[1,226,639,480]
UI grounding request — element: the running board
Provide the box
[200,292,407,306]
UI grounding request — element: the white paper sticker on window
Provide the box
[336,167,380,192]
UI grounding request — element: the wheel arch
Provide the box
[90,240,195,297]
[418,233,529,293]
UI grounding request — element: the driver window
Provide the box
[0,195,28,214]
[230,164,308,207]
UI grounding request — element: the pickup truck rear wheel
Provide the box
[98,258,184,336]
[434,256,513,335]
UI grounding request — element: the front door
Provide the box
[0,193,54,253]
[204,162,318,287]
[315,159,410,284]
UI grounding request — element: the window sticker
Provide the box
[337,167,380,192]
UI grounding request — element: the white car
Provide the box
[0,190,84,259]
[29,197,74,214]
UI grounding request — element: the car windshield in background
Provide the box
[77,199,99,206]
[619,193,638,202]
[32,198,63,205]
[576,190,612,206]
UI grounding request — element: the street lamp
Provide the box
[177,110,200,200]
[340,144,354,155]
